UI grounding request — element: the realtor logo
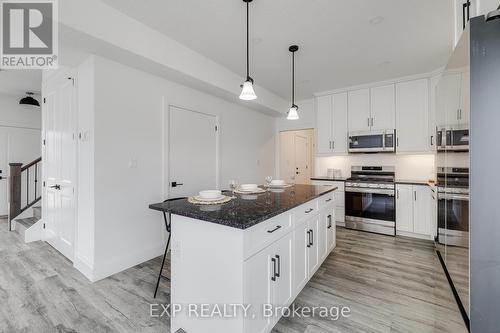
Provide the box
[0,0,58,69]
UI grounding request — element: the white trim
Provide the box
[73,256,95,282]
[396,230,434,241]
[314,67,445,97]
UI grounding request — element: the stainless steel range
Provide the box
[437,167,469,248]
[345,166,396,236]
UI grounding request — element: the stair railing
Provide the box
[9,157,42,231]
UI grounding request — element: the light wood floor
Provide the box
[0,220,466,333]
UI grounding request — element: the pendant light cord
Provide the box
[246,1,250,80]
[292,51,295,106]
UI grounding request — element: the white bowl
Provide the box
[240,184,259,191]
[270,180,285,186]
[199,190,222,199]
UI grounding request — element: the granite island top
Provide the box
[149,184,337,230]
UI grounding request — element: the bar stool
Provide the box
[154,197,186,298]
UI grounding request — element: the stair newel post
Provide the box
[8,163,23,231]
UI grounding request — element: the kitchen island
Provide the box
[149,184,337,333]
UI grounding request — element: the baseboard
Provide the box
[336,221,346,227]
[24,219,43,243]
[396,230,434,241]
[74,256,95,282]
[91,242,164,282]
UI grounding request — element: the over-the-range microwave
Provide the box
[348,129,396,153]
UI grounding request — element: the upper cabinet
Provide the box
[370,84,396,131]
[347,89,370,132]
[435,71,469,129]
[396,79,430,153]
[347,85,396,134]
[315,93,347,155]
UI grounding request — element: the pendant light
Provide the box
[239,0,257,101]
[287,45,299,120]
[19,92,40,108]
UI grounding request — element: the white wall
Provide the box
[0,93,41,216]
[316,154,436,181]
[83,56,275,280]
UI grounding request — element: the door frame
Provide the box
[163,103,220,199]
[41,68,78,261]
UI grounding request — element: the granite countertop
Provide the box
[149,184,337,230]
[311,177,347,181]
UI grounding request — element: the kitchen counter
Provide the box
[395,179,435,186]
[149,184,336,229]
[310,177,347,181]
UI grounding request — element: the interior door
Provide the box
[279,131,295,184]
[169,106,217,197]
[294,133,309,184]
[43,74,76,261]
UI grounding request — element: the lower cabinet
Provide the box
[245,232,293,333]
[396,184,434,239]
[319,207,336,260]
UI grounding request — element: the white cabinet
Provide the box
[307,216,320,274]
[319,207,335,261]
[311,180,345,225]
[436,73,462,128]
[396,79,430,153]
[316,93,348,154]
[396,184,434,239]
[245,232,293,333]
[293,220,309,294]
[348,89,371,132]
[316,95,333,154]
[370,84,396,130]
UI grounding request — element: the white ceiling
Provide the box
[102,0,454,100]
[0,70,42,97]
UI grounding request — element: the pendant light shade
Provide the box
[287,45,299,120]
[287,105,299,120]
[19,92,40,108]
[239,0,257,100]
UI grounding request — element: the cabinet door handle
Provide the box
[275,255,280,278]
[267,225,282,233]
[430,135,434,146]
[371,117,374,127]
[332,141,335,150]
[306,230,311,248]
[271,257,277,281]
[327,215,332,229]
[325,198,332,202]
[397,189,399,199]
[305,208,314,214]
[310,229,314,246]
[367,118,370,127]
[414,191,417,201]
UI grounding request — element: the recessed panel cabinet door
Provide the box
[273,232,293,309]
[396,79,429,153]
[348,89,370,133]
[396,185,414,232]
[332,92,348,153]
[293,221,309,295]
[244,248,273,333]
[318,210,329,261]
[316,95,332,154]
[327,208,336,252]
[307,217,320,275]
[370,84,395,130]
[413,186,433,236]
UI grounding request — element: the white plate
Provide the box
[193,195,226,202]
[238,187,263,192]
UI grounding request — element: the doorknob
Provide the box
[50,185,61,190]
[171,181,184,188]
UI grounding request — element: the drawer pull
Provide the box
[267,225,282,233]
[325,198,332,202]
[327,215,333,229]
[306,230,311,248]
[275,255,281,278]
[271,257,277,281]
[305,208,314,214]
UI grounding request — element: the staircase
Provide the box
[8,157,43,243]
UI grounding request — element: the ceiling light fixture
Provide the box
[19,92,40,108]
[369,16,385,25]
[239,0,257,101]
[287,45,299,120]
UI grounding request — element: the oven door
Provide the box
[450,129,469,151]
[345,187,396,222]
[438,193,469,247]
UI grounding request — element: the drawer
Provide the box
[294,199,319,224]
[311,180,345,192]
[244,212,292,260]
[318,192,335,210]
[334,190,345,208]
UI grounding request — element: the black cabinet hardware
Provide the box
[310,229,314,246]
[275,255,280,278]
[306,230,311,248]
[325,198,332,202]
[305,208,314,214]
[50,184,61,190]
[327,215,332,229]
[171,181,184,188]
[267,225,282,233]
[271,257,277,281]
